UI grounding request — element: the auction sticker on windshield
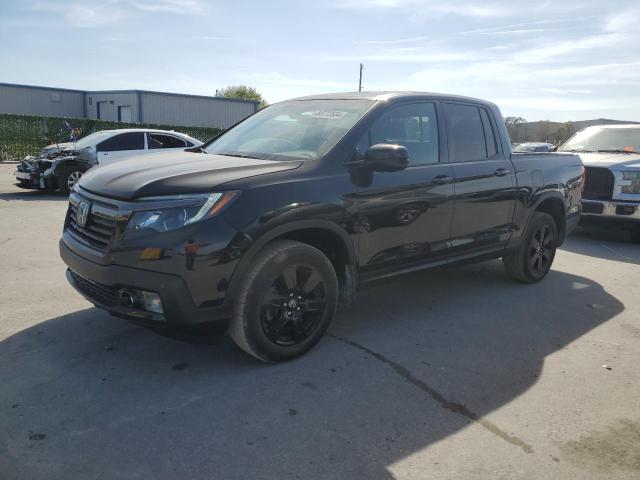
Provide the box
[305,111,347,119]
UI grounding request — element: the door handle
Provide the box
[494,168,511,177]
[432,175,453,185]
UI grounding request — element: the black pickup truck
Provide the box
[60,92,583,362]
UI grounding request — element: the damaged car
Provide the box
[15,129,202,193]
[558,124,640,241]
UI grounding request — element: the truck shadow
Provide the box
[561,226,640,265]
[0,262,623,479]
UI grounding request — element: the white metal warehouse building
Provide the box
[0,82,259,129]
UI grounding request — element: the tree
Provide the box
[505,116,527,126]
[505,117,527,143]
[218,85,268,109]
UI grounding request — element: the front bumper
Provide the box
[581,199,640,225]
[61,239,232,333]
[14,161,54,190]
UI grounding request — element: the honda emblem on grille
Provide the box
[76,200,91,227]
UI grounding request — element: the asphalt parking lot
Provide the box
[0,163,639,480]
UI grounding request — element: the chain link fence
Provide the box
[0,113,224,161]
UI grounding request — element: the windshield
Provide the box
[72,131,115,150]
[559,126,640,153]
[204,99,375,160]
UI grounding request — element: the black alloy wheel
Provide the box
[503,211,558,283]
[229,240,339,362]
[260,264,327,346]
[528,223,554,278]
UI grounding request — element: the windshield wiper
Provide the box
[216,152,265,160]
[596,149,639,154]
[564,149,595,153]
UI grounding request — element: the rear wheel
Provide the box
[228,240,339,362]
[57,167,84,194]
[503,212,558,283]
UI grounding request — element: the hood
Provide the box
[42,142,73,151]
[578,152,640,169]
[78,151,303,201]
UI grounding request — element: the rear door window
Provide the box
[446,104,488,162]
[97,132,145,152]
[148,133,188,149]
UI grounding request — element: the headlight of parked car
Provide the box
[620,172,640,194]
[126,192,239,233]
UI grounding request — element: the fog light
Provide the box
[140,291,164,314]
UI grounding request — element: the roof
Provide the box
[289,91,498,107]
[0,82,259,106]
[0,82,85,94]
[93,128,202,143]
[89,88,260,105]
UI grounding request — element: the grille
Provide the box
[69,270,119,307]
[67,202,118,252]
[583,167,614,200]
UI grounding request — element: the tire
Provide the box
[228,240,339,362]
[630,227,640,244]
[503,212,558,283]
[57,167,84,194]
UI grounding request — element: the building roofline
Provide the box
[88,89,260,105]
[0,82,260,106]
[0,82,85,94]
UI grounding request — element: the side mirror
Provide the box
[365,143,409,172]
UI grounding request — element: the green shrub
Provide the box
[0,113,223,161]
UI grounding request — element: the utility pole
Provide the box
[358,63,364,92]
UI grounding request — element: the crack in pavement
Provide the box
[328,333,534,454]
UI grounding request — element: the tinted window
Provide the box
[479,108,497,157]
[148,133,187,149]
[447,104,487,162]
[97,132,145,152]
[357,102,439,165]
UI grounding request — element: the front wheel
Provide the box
[228,240,339,362]
[503,212,558,283]
[57,167,84,194]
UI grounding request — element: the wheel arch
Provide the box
[226,220,358,308]
[532,193,567,245]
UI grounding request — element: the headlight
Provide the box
[620,172,640,194]
[126,191,239,233]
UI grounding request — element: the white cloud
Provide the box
[249,72,353,90]
[320,49,475,63]
[30,0,204,27]
[359,36,429,45]
[514,33,626,64]
[31,1,125,27]
[604,7,640,32]
[538,88,593,95]
[334,0,509,18]
[132,0,203,15]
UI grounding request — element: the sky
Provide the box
[1,0,639,122]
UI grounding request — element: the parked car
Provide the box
[514,142,556,153]
[558,125,640,241]
[14,129,202,193]
[60,92,583,362]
